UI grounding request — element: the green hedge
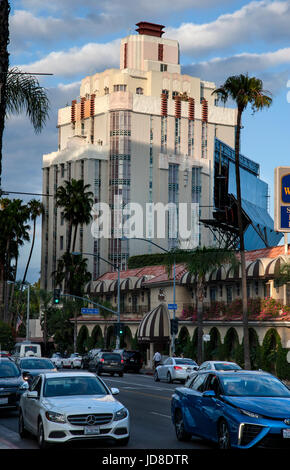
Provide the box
[0,321,15,351]
[128,253,169,268]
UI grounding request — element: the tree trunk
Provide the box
[72,224,78,253]
[196,280,204,364]
[0,0,10,186]
[22,218,36,286]
[235,108,251,369]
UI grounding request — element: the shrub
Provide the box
[0,321,15,351]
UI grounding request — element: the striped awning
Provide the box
[137,304,170,344]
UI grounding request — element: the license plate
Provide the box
[283,429,290,439]
[110,362,117,365]
[0,398,8,405]
[84,426,100,435]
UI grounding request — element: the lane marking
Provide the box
[150,412,171,419]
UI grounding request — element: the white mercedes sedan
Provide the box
[18,372,130,448]
[154,357,198,383]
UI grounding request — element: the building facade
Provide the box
[41,22,279,291]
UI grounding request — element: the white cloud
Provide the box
[167,1,290,57]
[19,40,121,78]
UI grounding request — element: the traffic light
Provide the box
[170,318,179,335]
[114,322,125,336]
[53,288,61,305]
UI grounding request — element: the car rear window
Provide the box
[175,359,197,365]
[102,353,121,361]
[20,359,55,370]
[215,363,241,371]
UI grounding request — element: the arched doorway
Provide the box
[77,325,89,354]
[249,328,261,370]
[106,325,116,349]
[176,326,190,356]
[120,326,133,349]
[223,328,239,362]
[206,328,222,361]
[262,328,281,375]
[91,325,104,348]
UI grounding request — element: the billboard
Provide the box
[275,167,290,232]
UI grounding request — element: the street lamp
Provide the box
[72,252,121,349]
[121,237,177,355]
[7,280,30,341]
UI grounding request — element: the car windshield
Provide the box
[221,374,290,397]
[24,346,38,354]
[214,363,241,371]
[175,359,197,365]
[20,359,55,370]
[43,376,108,397]
[0,361,20,378]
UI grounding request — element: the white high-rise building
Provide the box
[41,22,237,290]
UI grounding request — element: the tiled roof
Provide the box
[94,245,288,284]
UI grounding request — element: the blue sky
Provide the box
[2,0,290,283]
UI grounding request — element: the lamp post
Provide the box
[121,237,177,355]
[72,252,121,349]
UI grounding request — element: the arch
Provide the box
[176,326,190,356]
[223,328,239,361]
[77,325,89,354]
[106,325,116,349]
[249,328,261,370]
[206,327,222,361]
[261,328,282,374]
[91,325,104,348]
[120,325,133,349]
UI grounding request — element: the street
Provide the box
[0,371,211,450]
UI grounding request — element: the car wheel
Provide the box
[71,363,74,369]
[116,436,130,446]
[110,373,114,376]
[37,419,49,449]
[154,371,160,382]
[218,420,231,450]
[174,410,191,442]
[19,410,29,438]
[167,372,172,383]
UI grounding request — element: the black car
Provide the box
[81,348,102,369]
[16,357,57,385]
[114,349,143,373]
[0,358,28,410]
[88,352,124,377]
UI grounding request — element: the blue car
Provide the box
[171,370,290,449]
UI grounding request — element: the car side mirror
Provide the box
[111,388,119,396]
[203,390,216,398]
[27,391,38,399]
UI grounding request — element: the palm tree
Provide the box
[55,179,94,292]
[0,0,10,185]
[212,74,272,369]
[21,200,44,286]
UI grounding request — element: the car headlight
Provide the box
[19,382,29,391]
[45,411,67,423]
[239,408,261,419]
[114,408,128,421]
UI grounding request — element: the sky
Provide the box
[2,0,290,283]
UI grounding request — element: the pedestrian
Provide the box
[180,352,184,358]
[152,351,162,369]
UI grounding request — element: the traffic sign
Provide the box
[203,334,211,342]
[168,304,177,310]
[81,308,99,315]
[274,167,290,232]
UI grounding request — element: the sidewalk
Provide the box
[140,367,154,376]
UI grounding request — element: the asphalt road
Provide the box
[0,370,211,450]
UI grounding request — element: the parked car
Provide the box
[113,349,143,373]
[16,357,58,385]
[154,357,198,383]
[61,353,82,369]
[18,371,130,448]
[0,351,11,357]
[88,352,124,377]
[198,361,242,372]
[81,349,102,370]
[0,358,28,410]
[171,369,290,449]
[50,353,62,369]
